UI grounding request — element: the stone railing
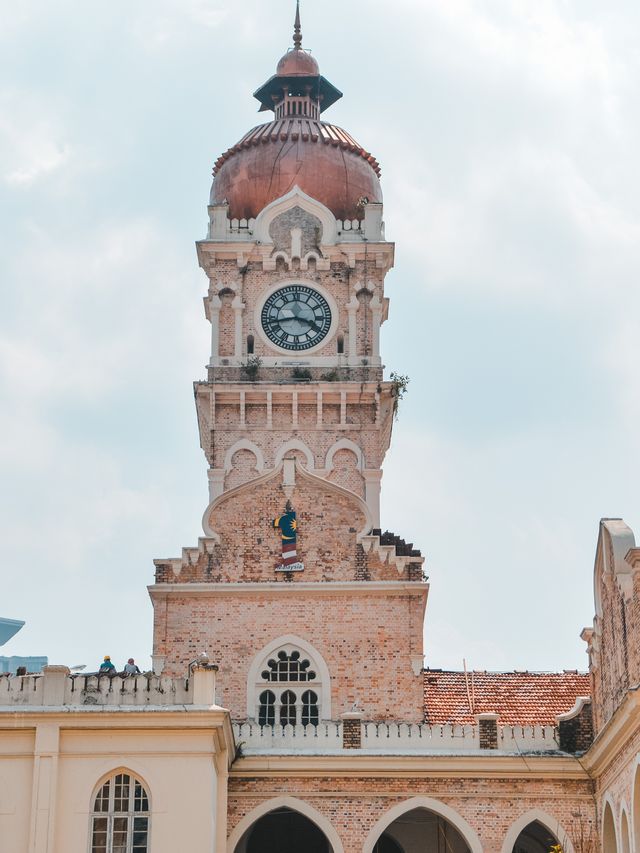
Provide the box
[0,664,217,709]
[233,720,560,755]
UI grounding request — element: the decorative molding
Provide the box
[325,439,364,471]
[556,696,592,723]
[274,440,315,471]
[223,440,265,474]
[252,186,338,246]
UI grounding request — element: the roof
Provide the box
[424,669,591,725]
[0,618,25,646]
[213,118,381,179]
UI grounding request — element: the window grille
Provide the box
[90,772,149,853]
[280,690,297,726]
[301,690,319,726]
[258,690,276,726]
[261,650,316,682]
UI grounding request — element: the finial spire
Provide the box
[293,0,302,50]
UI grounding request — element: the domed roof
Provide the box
[211,117,382,222]
[211,3,382,222]
[276,48,319,77]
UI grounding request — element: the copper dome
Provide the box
[211,117,382,222]
[276,48,319,77]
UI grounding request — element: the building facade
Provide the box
[1,8,640,853]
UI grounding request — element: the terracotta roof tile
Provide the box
[423,670,591,725]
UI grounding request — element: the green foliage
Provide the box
[389,371,409,420]
[241,356,262,381]
[292,367,312,381]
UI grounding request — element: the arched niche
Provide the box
[364,798,481,853]
[224,440,265,473]
[273,440,315,470]
[633,765,640,853]
[603,801,618,853]
[325,439,364,471]
[228,797,344,853]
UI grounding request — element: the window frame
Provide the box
[89,771,151,853]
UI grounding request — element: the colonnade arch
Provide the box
[634,765,640,853]
[500,810,575,853]
[363,797,482,853]
[620,810,630,853]
[603,801,618,853]
[228,797,344,853]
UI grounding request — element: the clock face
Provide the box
[261,285,332,351]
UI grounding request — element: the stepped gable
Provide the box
[371,528,422,558]
[424,669,591,725]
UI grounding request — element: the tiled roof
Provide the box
[423,669,591,725]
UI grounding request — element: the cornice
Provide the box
[581,686,640,776]
[148,581,428,599]
[230,753,590,780]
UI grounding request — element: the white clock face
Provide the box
[261,284,332,351]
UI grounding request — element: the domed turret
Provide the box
[210,2,382,222]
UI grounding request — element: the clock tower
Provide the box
[150,5,427,724]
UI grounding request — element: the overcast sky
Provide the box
[1,0,639,675]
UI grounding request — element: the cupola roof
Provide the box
[210,3,382,222]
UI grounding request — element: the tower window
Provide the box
[253,643,326,725]
[261,650,316,682]
[258,690,276,726]
[280,690,297,726]
[247,334,255,355]
[337,334,344,354]
[90,772,150,853]
[302,690,319,726]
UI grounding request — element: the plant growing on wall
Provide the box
[389,371,409,420]
[241,356,262,381]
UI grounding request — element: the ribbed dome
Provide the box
[211,117,382,222]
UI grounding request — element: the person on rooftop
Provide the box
[123,658,141,675]
[99,656,116,674]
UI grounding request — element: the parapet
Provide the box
[0,663,219,710]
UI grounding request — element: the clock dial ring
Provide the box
[261,284,332,352]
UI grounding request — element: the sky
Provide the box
[1,0,639,675]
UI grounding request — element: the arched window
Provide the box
[280,690,297,726]
[302,690,319,726]
[253,641,327,725]
[247,334,254,355]
[258,690,275,726]
[90,772,150,853]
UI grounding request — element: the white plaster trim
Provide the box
[89,767,153,813]
[227,795,344,853]
[556,695,592,723]
[253,186,338,246]
[274,439,315,470]
[223,440,265,474]
[325,438,364,472]
[253,277,339,357]
[245,634,331,721]
[499,809,576,853]
[363,797,483,853]
[594,519,636,618]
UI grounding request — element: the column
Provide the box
[363,469,383,528]
[209,294,222,366]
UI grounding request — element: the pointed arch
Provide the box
[500,809,576,853]
[227,796,344,853]
[619,807,630,853]
[274,439,315,470]
[224,440,265,473]
[632,762,640,853]
[325,439,364,472]
[603,799,619,853]
[253,186,338,246]
[363,797,482,853]
[246,635,331,720]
